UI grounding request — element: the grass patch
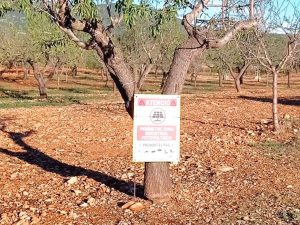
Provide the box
[0,87,34,100]
[59,87,90,94]
[254,136,300,157]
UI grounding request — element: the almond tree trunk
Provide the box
[287,70,291,88]
[144,37,205,202]
[272,68,279,131]
[23,61,30,80]
[137,64,153,90]
[163,37,204,94]
[234,78,242,92]
[218,69,223,87]
[36,75,48,99]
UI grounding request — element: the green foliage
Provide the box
[117,17,184,72]
[0,1,13,16]
[73,0,98,20]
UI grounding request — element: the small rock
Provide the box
[22,191,29,196]
[127,173,134,179]
[79,202,88,208]
[287,185,293,189]
[44,199,52,205]
[216,165,234,173]
[243,216,250,221]
[128,202,144,212]
[261,119,270,124]
[87,197,95,206]
[10,172,18,179]
[72,189,82,195]
[69,211,79,219]
[121,201,135,209]
[58,210,67,215]
[247,130,255,136]
[66,177,78,185]
[121,174,127,180]
[117,220,131,225]
[284,114,291,120]
[124,209,133,216]
[18,211,30,220]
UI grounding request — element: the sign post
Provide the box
[133,94,180,163]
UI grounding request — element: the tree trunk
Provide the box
[239,73,244,85]
[36,75,48,99]
[163,37,204,94]
[71,65,77,77]
[234,78,242,93]
[154,65,159,78]
[272,69,279,131]
[144,162,172,202]
[137,64,153,90]
[223,60,249,93]
[23,62,30,80]
[287,70,291,88]
[94,43,135,116]
[218,70,223,87]
[144,38,205,202]
[160,70,168,90]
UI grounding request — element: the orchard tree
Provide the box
[4,0,257,202]
[242,0,300,131]
[0,11,86,97]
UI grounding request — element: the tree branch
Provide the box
[183,0,210,35]
[208,19,258,48]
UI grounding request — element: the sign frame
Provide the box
[133,94,180,163]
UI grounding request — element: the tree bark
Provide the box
[234,78,242,93]
[144,162,172,202]
[287,70,291,88]
[272,69,279,131]
[163,37,205,94]
[23,62,30,80]
[137,64,153,90]
[71,65,77,77]
[36,75,48,99]
[218,69,223,87]
[94,43,135,117]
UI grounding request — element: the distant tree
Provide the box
[242,0,300,131]
[118,18,184,91]
[0,12,87,97]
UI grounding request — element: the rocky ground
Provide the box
[0,88,299,225]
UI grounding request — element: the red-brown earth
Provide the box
[0,72,299,225]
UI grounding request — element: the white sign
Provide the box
[133,94,180,162]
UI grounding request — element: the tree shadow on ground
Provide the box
[0,129,144,198]
[239,96,300,106]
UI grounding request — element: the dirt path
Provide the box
[0,90,299,225]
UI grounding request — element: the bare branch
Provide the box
[106,0,123,32]
[208,19,258,48]
[183,0,210,34]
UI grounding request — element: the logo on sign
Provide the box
[150,108,166,124]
